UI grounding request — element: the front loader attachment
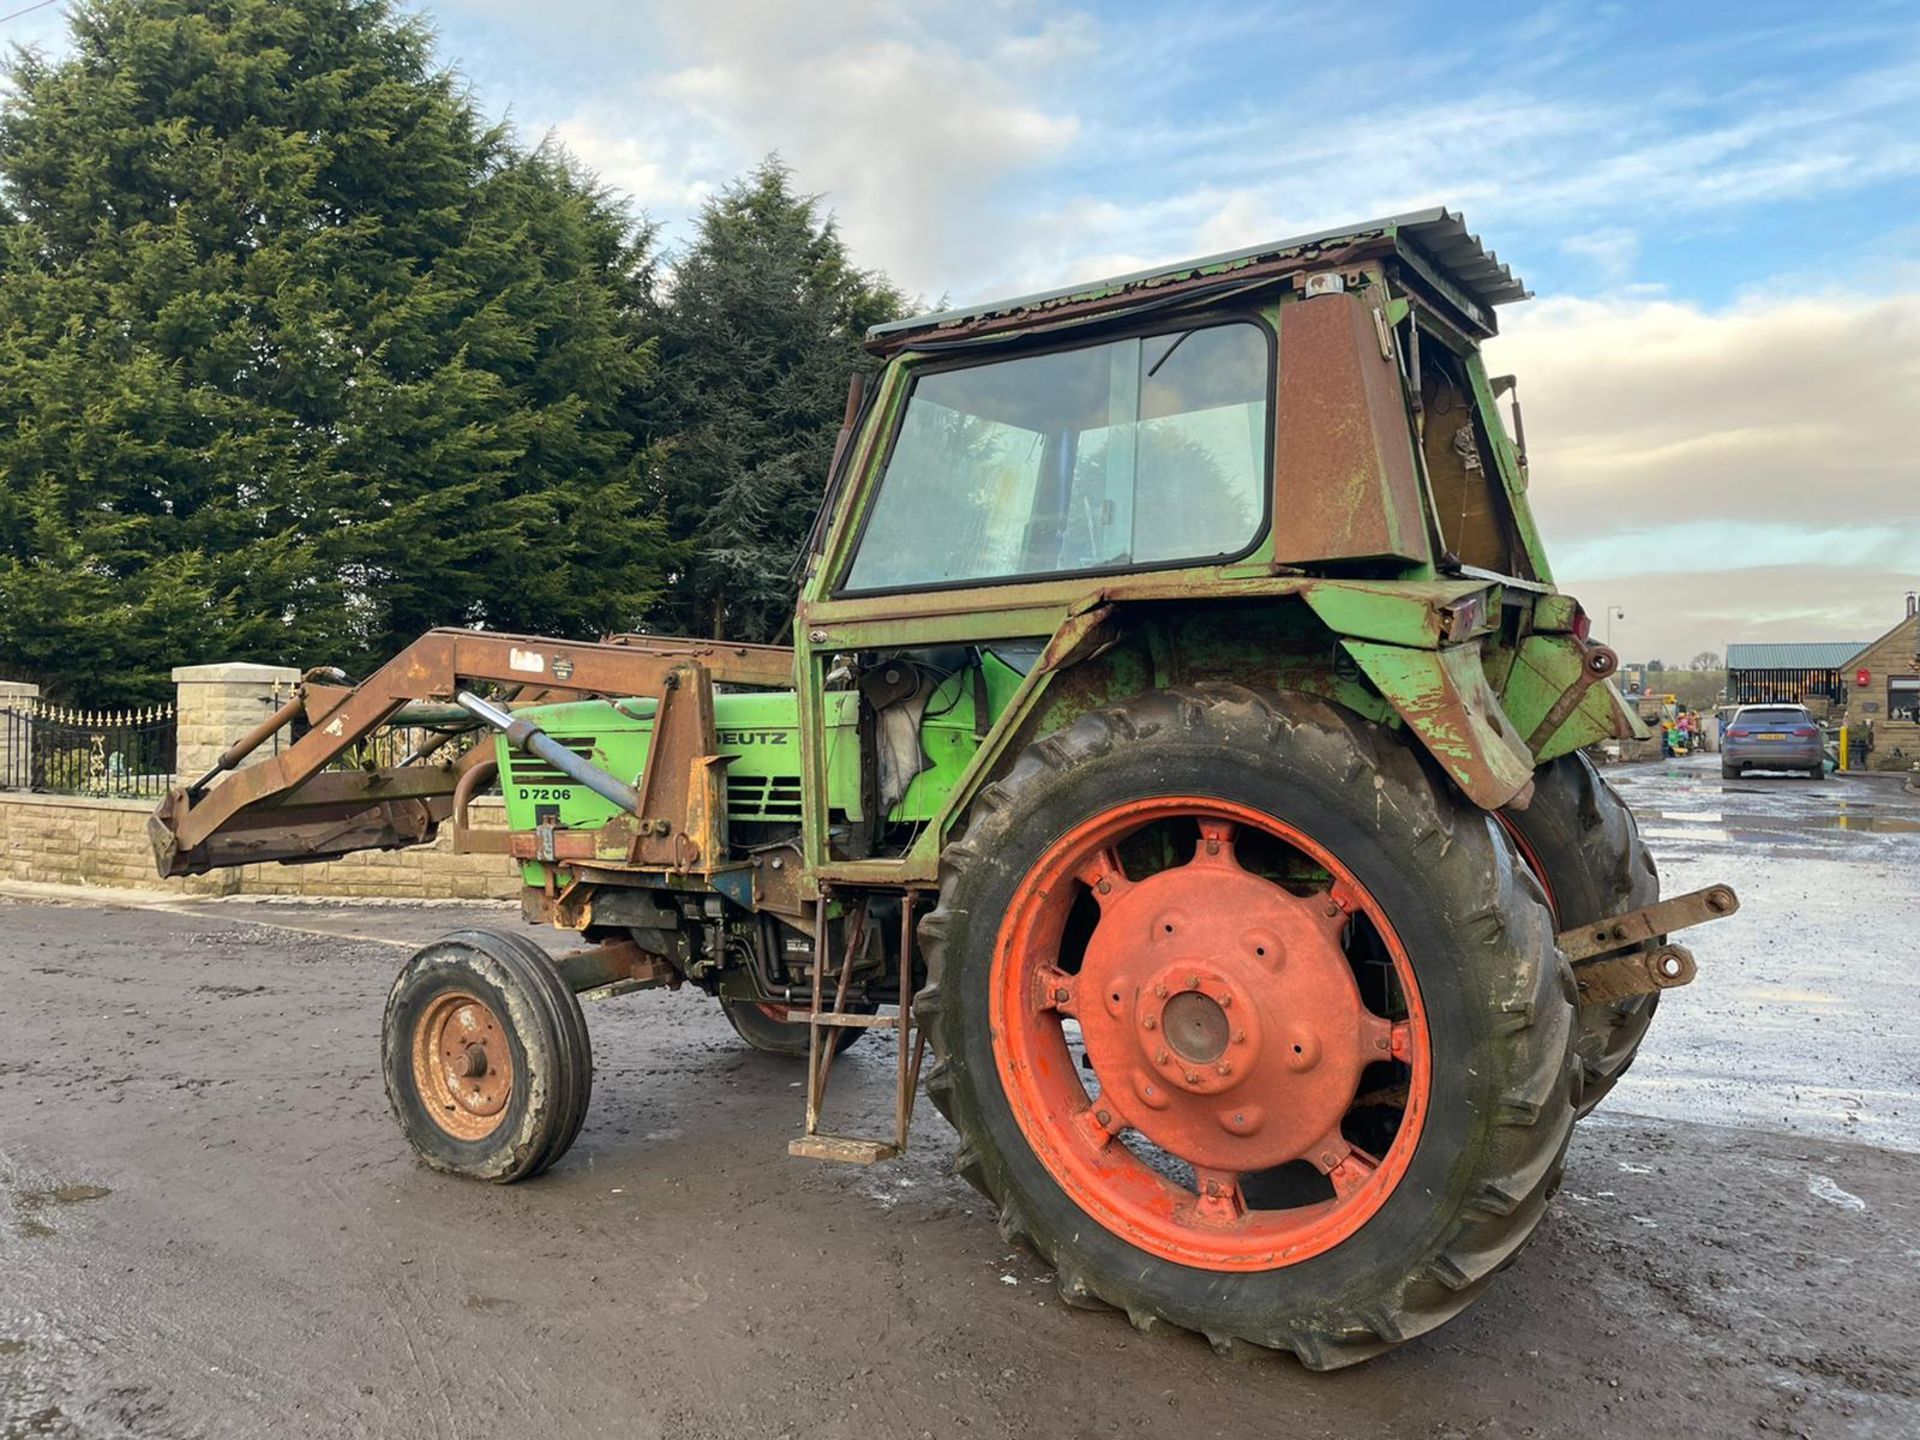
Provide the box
[150,629,792,878]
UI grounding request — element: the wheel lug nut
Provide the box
[1156,1049,1170,1065]
[1153,983,1168,998]
[1232,1030,1246,1044]
[1096,1109,1111,1127]
[1215,1062,1231,1076]
[1218,993,1232,1008]
[1053,986,1070,1003]
[1143,1015,1157,1030]
[1187,975,1201,990]
[1184,1071,1200,1084]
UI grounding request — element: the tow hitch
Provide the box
[1557,884,1740,1004]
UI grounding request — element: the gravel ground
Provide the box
[2,753,1916,1439]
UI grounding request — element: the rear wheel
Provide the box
[1499,753,1660,1118]
[918,687,1577,1368]
[1720,761,1738,779]
[719,997,865,1057]
[382,929,592,1183]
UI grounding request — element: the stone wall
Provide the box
[0,790,521,901]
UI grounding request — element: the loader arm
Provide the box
[150,628,793,878]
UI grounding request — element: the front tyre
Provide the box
[382,929,592,1183]
[917,687,1578,1368]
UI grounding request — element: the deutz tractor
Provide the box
[152,208,1737,1367]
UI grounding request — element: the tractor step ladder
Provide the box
[788,890,928,1165]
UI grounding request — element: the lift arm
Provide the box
[149,628,793,878]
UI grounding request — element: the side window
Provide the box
[842,322,1268,592]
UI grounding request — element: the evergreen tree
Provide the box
[0,0,668,703]
[644,159,903,642]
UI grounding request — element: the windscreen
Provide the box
[1738,708,1810,725]
[842,322,1269,592]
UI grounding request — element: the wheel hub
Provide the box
[413,991,514,1139]
[1075,840,1387,1175]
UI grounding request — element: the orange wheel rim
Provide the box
[412,990,515,1141]
[990,797,1431,1271]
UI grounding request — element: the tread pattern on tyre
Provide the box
[1505,754,1660,1116]
[914,684,1578,1369]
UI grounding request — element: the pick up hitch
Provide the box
[1555,884,1739,1005]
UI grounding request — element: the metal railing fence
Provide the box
[0,700,178,799]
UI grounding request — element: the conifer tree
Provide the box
[0,0,668,702]
[644,160,903,642]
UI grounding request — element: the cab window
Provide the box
[841,322,1269,593]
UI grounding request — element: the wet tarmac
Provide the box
[1,751,1917,1438]
[1603,755,1920,1153]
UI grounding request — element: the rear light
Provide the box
[1727,728,1750,738]
[1792,726,1818,738]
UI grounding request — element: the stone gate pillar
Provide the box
[172,663,300,785]
[0,679,39,786]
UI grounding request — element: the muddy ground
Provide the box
[2,753,1917,1438]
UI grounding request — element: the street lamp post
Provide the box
[1606,606,1626,648]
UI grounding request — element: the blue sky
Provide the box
[5,0,1918,663]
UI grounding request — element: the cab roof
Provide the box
[868,207,1529,352]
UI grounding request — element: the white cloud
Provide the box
[641,0,1083,292]
[1488,289,1920,535]
[1487,288,1920,659]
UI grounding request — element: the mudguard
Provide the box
[1339,639,1536,810]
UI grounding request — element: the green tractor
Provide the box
[152,209,1737,1367]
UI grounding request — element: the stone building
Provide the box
[1842,594,1920,771]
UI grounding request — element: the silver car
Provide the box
[1721,704,1824,779]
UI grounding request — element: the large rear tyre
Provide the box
[1500,753,1660,1118]
[382,929,592,1183]
[917,686,1577,1369]
[719,997,865,1057]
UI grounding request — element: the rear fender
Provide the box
[1339,639,1536,810]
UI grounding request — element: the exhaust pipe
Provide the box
[454,691,642,816]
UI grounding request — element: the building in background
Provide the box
[1724,641,1865,713]
[1841,594,1920,771]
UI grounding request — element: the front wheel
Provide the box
[382,929,592,1183]
[918,687,1577,1368]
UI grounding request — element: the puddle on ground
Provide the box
[10,1182,111,1238]
[17,1183,112,1208]
[1650,811,1920,836]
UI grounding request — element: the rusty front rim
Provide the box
[411,990,515,1141]
[990,798,1431,1271]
